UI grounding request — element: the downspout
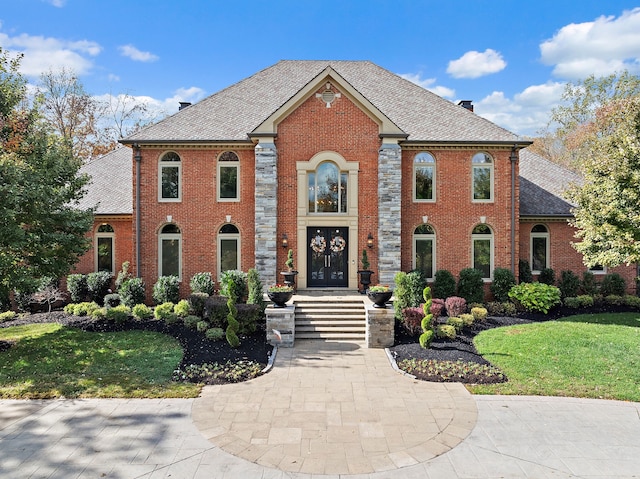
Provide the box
[133,144,142,278]
[510,146,518,275]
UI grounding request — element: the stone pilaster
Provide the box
[255,141,278,286]
[378,142,402,286]
[365,305,395,348]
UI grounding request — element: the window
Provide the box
[589,265,607,275]
[218,224,240,276]
[413,224,435,279]
[308,161,347,213]
[472,224,493,280]
[414,152,435,201]
[530,224,549,273]
[159,224,181,279]
[95,224,114,273]
[218,151,239,201]
[159,151,181,201]
[472,152,493,201]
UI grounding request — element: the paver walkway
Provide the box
[192,340,477,475]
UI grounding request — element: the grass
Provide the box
[0,323,201,399]
[470,312,640,401]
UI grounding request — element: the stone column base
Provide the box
[365,304,395,348]
[266,305,295,347]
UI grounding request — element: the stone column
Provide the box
[255,141,278,286]
[378,141,402,286]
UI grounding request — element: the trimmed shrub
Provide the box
[436,324,457,340]
[407,270,428,308]
[485,301,503,316]
[600,273,626,297]
[518,259,533,284]
[401,307,424,336]
[154,302,175,320]
[190,272,215,295]
[225,280,240,348]
[71,302,101,317]
[444,296,466,318]
[581,271,598,295]
[236,303,262,334]
[67,274,88,303]
[558,270,580,299]
[188,292,209,318]
[447,316,464,332]
[563,297,581,309]
[502,302,517,316]
[604,294,624,306]
[118,278,145,308]
[205,327,225,341]
[86,271,112,304]
[393,272,412,321]
[132,303,152,321]
[184,315,200,329]
[624,295,640,309]
[247,268,265,313]
[164,312,180,324]
[430,298,445,319]
[470,307,488,322]
[203,295,228,328]
[576,295,595,308]
[105,305,131,324]
[103,293,122,308]
[153,276,180,304]
[419,286,435,349]
[538,268,556,285]
[491,268,516,302]
[459,313,475,327]
[508,282,561,314]
[457,268,484,304]
[219,270,248,304]
[197,320,209,333]
[174,299,191,317]
[91,308,105,319]
[432,270,456,299]
[0,311,17,322]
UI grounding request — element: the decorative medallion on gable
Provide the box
[316,82,342,108]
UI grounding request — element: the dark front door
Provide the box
[307,227,348,287]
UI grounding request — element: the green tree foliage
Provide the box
[0,49,93,306]
[419,286,434,349]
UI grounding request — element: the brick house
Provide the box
[76,60,637,298]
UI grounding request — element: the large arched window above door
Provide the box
[308,161,347,213]
[218,224,240,277]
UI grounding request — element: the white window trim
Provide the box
[588,265,608,275]
[472,227,494,281]
[158,229,182,280]
[217,155,240,202]
[530,229,550,274]
[158,153,182,203]
[413,153,436,203]
[412,230,436,280]
[217,230,241,278]
[95,229,115,274]
[471,152,494,203]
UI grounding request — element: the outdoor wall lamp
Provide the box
[367,232,374,249]
[281,234,288,249]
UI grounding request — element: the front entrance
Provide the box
[307,227,349,287]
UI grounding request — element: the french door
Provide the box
[307,227,349,287]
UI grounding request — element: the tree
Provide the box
[565,96,640,267]
[0,48,94,307]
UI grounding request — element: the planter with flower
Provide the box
[267,284,294,308]
[280,249,298,290]
[367,284,393,308]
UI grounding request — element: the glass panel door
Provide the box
[307,227,348,287]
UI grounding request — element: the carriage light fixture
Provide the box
[367,233,374,249]
[281,234,288,249]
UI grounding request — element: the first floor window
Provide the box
[159,224,181,278]
[413,224,435,279]
[530,224,549,273]
[472,224,493,279]
[96,224,114,273]
[218,224,240,275]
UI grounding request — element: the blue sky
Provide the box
[1,0,640,136]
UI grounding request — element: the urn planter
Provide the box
[366,290,393,308]
[357,270,373,294]
[267,290,294,308]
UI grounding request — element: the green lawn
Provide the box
[470,313,640,401]
[0,323,201,399]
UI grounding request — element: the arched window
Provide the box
[308,161,347,213]
[159,224,181,279]
[530,224,549,273]
[218,151,239,201]
[472,224,493,279]
[413,224,436,279]
[472,152,493,202]
[414,152,436,201]
[218,224,240,276]
[96,223,115,273]
[158,151,181,201]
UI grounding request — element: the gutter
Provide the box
[510,147,517,275]
[133,144,142,278]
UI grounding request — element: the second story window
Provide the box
[159,151,181,201]
[472,152,493,202]
[414,152,435,201]
[308,161,347,213]
[218,151,239,201]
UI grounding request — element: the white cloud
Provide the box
[474,82,565,136]
[447,49,507,79]
[0,31,101,76]
[108,73,120,82]
[399,72,455,98]
[118,44,159,62]
[540,8,640,79]
[43,0,66,6]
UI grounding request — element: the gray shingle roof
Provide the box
[125,60,521,143]
[519,149,582,217]
[78,146,132,215]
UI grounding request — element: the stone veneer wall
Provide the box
[255,142,278,286]
[377,142,402,286]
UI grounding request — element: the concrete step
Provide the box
[293,298,366,340]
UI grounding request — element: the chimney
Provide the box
[178,102,192,111]
[458,100,473,112]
